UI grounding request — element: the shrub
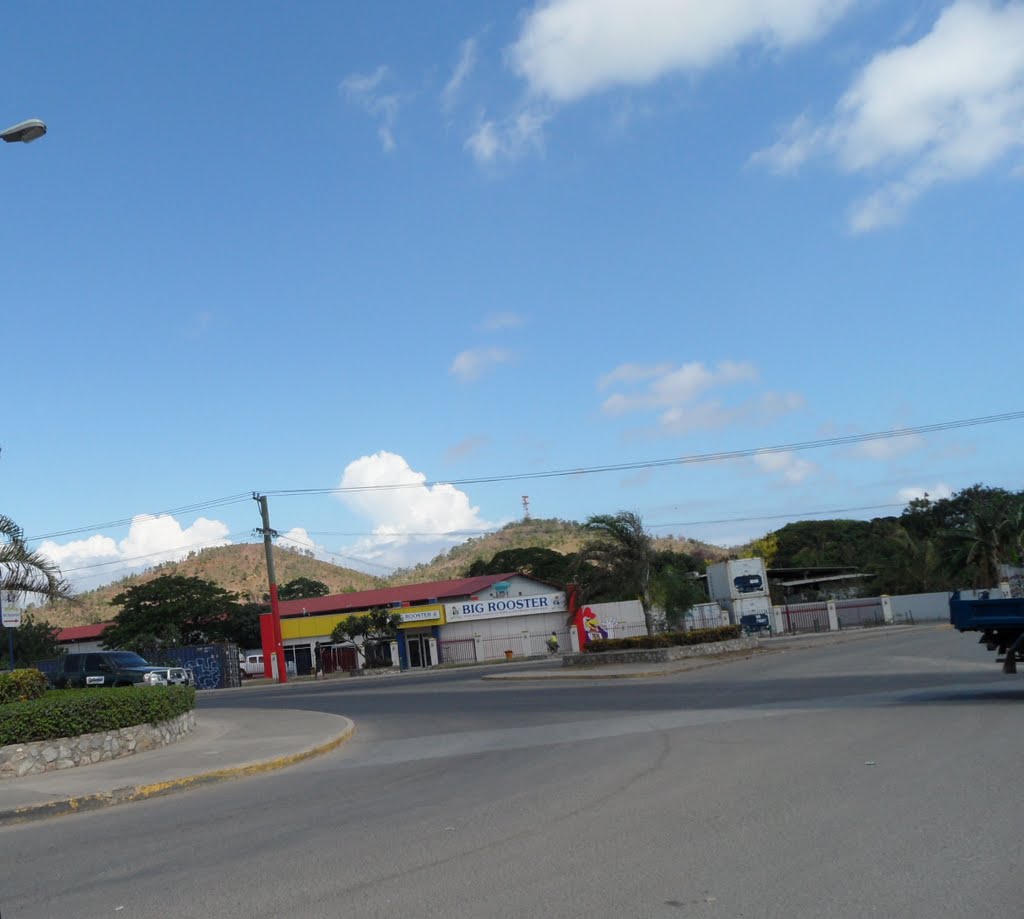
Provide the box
[0,669,50,704]
[0,686,196,746]
[583,625,743,653]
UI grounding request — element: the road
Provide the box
[2,627,1020,918]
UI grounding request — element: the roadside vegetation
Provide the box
[584,626,742,653]
[0,680,195,746]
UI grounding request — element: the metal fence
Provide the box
[835,600,885,629]
[438,638,476,664]
[781,603,830,634]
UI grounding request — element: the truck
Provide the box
[51,651,194,688]
[949,591,1024,673]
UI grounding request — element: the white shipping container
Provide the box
[706,558,768,602]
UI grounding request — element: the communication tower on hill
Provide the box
[522,496,531,520]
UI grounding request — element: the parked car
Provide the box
[240,650,265,678]
[51,652,194,689]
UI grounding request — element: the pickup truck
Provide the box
[51,652,193,689]
[949,591,1024,673]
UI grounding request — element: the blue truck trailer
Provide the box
[949,591,1024,673]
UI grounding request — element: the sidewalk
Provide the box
[0,708,354,826]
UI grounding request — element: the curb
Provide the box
[0,718,355,827]
[482,650,763,681]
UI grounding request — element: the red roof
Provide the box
[277,573,524,618]
[55,622,113,642]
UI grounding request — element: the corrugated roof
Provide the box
[56,622,113,642]
[277,572,524,618]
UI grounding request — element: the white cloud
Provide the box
[511,0,855,102]
[850,432,924,460]
[752,450,817,484]
[336,451,499,569]
[443,37,479,113]
[39,515,232,592]
[466,108,550,165]
[450,346,515,381]
[897,482,953,503]
[600,360,802,435]
[478,311,526,332]
[465,111,546,165]
[753,1,1024,230]
[600,360,758,415]
[341,66,401,152]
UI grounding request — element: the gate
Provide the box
[438,638,476,664]
[836,599,885,628]
[782,603,829,634]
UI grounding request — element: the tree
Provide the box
[466,547,575,584]
[1,513,71,603]
[574,511,657,636]
[940,503,1021,588]
[650,549,705,631]
[102,575,241,656]
[0,611,63,668]
[207,601,266,650]
[330,609,402,667]
[277,578,331,601]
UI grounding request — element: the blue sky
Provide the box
[3,0,1023,591]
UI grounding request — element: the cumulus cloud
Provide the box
[336,451,498,569]
[511,0,855,102]
[450,346,515,381]
[752,450,817,484]
[341,66,401,152]
[897,482,953,504]
[752,1,1024,230]
[39,515,232,592]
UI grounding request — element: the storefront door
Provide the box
[406,634,434,668]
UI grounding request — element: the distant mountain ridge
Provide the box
[35,517,732,628]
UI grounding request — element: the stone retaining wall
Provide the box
[562,636,759,666]
[0,711,196,780]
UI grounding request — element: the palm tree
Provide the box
[940,503,1018,589]
[0,514,71,603]
[575,511,656,636]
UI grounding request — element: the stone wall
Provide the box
[0,711,196,780]
[562,636,759,666]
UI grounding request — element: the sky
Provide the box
[2,0,1023,593]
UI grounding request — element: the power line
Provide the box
[275,533,395,572]
[261,411,1024,498]
[645,503,907,530]
[26,493,253,543]
[55,531,257,575]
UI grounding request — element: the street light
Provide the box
[1,119,47,143]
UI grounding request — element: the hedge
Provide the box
[583,625,743,653]
[0,669,50,704]
[0,685,196,746]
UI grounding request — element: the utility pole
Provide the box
[254,493,287,683]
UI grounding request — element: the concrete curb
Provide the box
[482,650,763,681]
[0,718,355,827]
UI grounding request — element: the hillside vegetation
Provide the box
[35,544,381,628]
[37,518,730,628]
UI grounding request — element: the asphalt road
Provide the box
[3,627,1020,919]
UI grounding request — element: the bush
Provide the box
[0,669,50,704]
[583,625,743,653]
[0,685,196,746]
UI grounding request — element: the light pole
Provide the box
[1,119,47,144]
[1,118,46,667]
